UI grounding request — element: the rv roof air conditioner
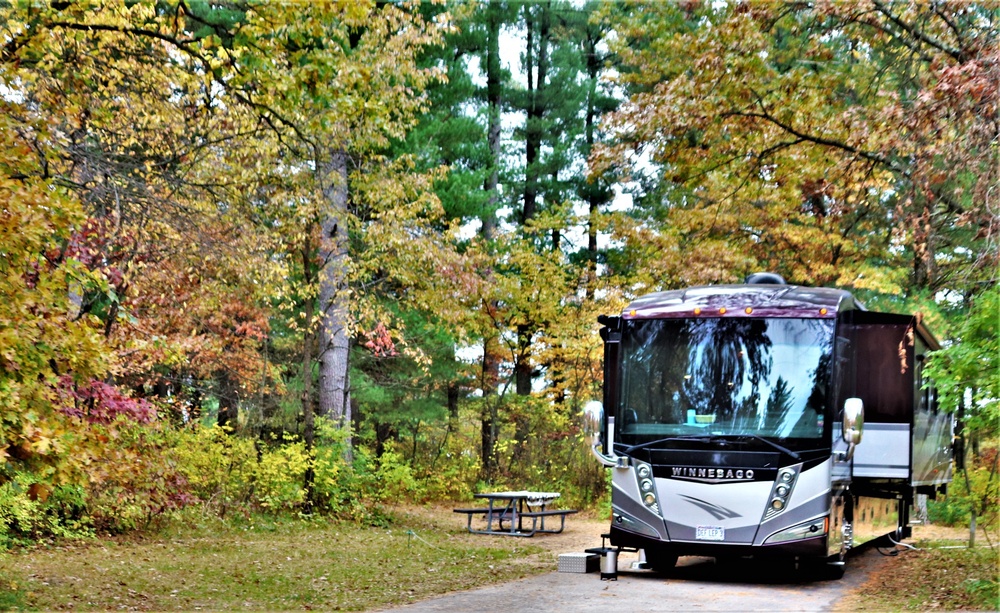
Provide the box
[745,272,787,285]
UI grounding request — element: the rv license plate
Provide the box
[696,525,725,541]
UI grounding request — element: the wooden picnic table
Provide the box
[453,491,577,537]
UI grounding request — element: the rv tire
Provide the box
[799,553,846,580]
[817,558,846,580]
[645,550,678,573]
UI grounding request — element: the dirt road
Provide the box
[379,508,917,613]
[379,548,888,612]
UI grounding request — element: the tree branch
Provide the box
[931,4,969,52]
[871,0,966,63]
[723,92,910,179]
[46,21,204,61]
[42,14,317,157]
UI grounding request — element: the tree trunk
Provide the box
[447,381,460,423]
[514,1,550,399]
[480,355,500,482]
[511,2,551,458]
[216,372,239,429]
[521,2,550,226]
[482,0,502,242]
[318,148,352,450]
[584,30,600,299]
[479,0,503,481]
[300,244,317,509]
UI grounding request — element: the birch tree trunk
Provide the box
[318,148,352,447]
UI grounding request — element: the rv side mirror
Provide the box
[583,400,604,444]
[842,397,864,458]
[583,402,604,445]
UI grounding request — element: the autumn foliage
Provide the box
[0,0,995,549]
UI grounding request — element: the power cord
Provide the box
[877,534,919,556]
[406,529,443,550]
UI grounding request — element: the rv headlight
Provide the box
[764,517,829,545]
[634,462,660,513]
[763,464,801,521]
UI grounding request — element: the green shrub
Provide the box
[0,474,96,550]
[0,475,40,549]
[172,425,257,518]
[927,447,998,531]
[309,419,369,518]
[478,397,608,509]
[39,484,93,539]
[926,493,968,526]
[251,435,309,511]
[369,394,608,510]
[416,440,479,502]
[2,387,613,549]
[85,421,196,533]
[373,448,422,502]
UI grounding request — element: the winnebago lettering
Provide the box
[592,274,953,578]
[670,467,755,481]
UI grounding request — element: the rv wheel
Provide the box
[645,549,678,573]
[807,557,846,580]
[826,562,846,580]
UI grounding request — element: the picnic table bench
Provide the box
[453,491,578,537]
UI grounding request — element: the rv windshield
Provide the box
[617,317,834,448]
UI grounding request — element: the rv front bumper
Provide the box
[608,524,830,560]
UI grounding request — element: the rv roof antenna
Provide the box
[745,272,786,285]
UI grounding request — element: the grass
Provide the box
[0,508,548,611]
[840,534,999,612]
[2,509,996,612]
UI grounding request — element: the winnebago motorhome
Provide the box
[592,275,953,577]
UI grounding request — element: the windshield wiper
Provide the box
[623,436,713,455]
[622,434,801,461]
[734,434,801,461]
